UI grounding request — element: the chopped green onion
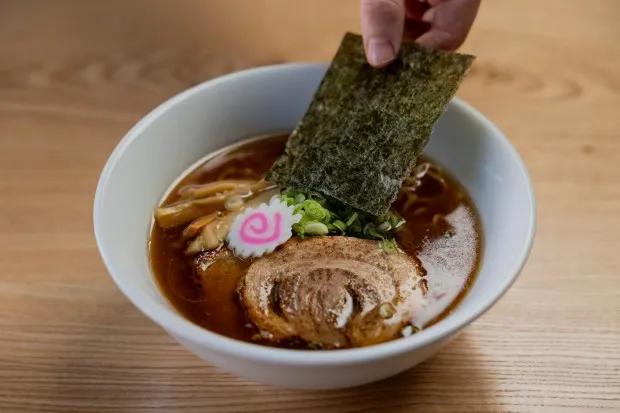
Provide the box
[377,221,392,232]
[294,193,306,204]
[349,220,362,234]
[381,238,399,253]
[280,188,406,243]
[304,221,329,235]
[363,223,384,240]
[345,212,358,227]
[323,209,332,223]
[303,200,328,221]
[292,223,304,236]
[332,220,347,234]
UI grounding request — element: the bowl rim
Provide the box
[94,62,537,366]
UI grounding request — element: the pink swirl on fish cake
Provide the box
[239,212,282,245]
[227,197,301,258]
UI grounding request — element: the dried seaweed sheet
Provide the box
[266,32,475,216]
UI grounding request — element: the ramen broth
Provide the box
[150,134,481,349]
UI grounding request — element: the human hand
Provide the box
[360,0,481,67]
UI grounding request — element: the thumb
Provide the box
[360,0,405,67]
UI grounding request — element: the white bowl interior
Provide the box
[425,107,533,315]
[94,63,534,363]
[96,65,328,313]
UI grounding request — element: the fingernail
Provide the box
[368,38,395,67]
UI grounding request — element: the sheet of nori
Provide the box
[266,32,475,216]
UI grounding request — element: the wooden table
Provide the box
[1,1,618,411]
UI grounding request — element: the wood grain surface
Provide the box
[1,0,619,412]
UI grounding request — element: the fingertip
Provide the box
[360,0,405,66]
[366,38,397,67]
[415,30,460,51]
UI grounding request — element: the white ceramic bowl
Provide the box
[94,63,536,390]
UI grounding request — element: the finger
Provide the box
[360,0,406,67]
[417,0,480,51]
[403,0,431,40]
[404,20,431,40]
[415,28,456,50]
[404,0,430,20]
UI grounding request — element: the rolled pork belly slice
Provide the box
[238,236,426,349]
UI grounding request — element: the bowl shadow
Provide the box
[285,332,496,412]
[47,304,494,413]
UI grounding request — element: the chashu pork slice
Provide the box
[237,236,426,348]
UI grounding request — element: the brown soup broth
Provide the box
[150,134,482,348]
